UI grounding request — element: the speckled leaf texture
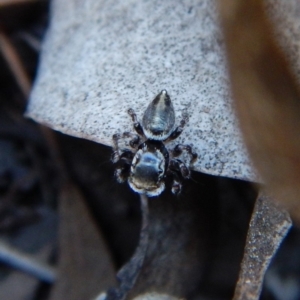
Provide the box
[26,0,299,182]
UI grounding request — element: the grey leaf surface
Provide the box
[26,0,299,182]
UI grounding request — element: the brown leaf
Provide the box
[218,0,300,222]
[106,173,255,300]
[50,181,116,300]
[0,29,31,98]
[233,194,291,300]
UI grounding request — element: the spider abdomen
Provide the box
[142,90,175,140]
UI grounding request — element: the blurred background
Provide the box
[0,1,300,300]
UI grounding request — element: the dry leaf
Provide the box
[50,181,116,300]
[26,0,256,182]
[233,194,291,300]
[106,174,256,300]
[218,0,300,222]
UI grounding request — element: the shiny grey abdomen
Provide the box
[142,90,175,140]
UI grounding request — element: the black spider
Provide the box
[112,90,197,196]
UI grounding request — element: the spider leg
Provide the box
[112,130,140,184]
[112,133,122,163]
[128,108,144,136]
[167,162,186,195]
[114,161,131,183]
[113,150,134,183]
[169,158,190,179]
[172,144,198,165]
[170,171,183,195]
[123,131,140,148]
[112,133,136,162]
[165,112,188,142]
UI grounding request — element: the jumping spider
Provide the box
[112,90,197,197]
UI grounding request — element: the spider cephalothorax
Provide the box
[112,90,197,197]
